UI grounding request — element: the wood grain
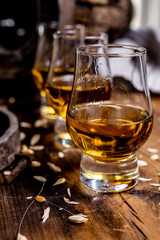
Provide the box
[0,96,160,240]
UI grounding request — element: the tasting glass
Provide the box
[32,21,58,119]
[45,30,108,147]
[66,44,153,192]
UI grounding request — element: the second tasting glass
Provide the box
[66,44,153,192]
[32,21,58,119]
[45,30,108,147]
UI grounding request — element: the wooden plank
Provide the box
[0,96,160,240]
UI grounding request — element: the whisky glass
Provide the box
[45,30,108,147]
[32,21,58,119]
[66,44,153,192]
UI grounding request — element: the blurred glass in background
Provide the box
[32,21,58,119]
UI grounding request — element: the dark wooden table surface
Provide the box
[0,82,160,240]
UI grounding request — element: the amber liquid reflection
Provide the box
[32,65,48,97]
[45,68,111,118]
[32,65,56,119]
[67,103,153,162]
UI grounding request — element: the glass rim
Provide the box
[54,30,82,39]
[53,30,107,40]
[38,21,58,29]
[76,44,147,57]
[38,21,58,35]
[61,23,84,29]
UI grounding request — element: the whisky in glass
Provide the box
[45,30,108,147]
[66,44,153,192]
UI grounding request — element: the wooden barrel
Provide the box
[74,0,133,42]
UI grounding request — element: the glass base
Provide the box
[54,132,75,148]
[54,115,75,148]
[79,153,139,193]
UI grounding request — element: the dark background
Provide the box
[0,0,59,98]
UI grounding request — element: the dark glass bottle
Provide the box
[0,0,59,98]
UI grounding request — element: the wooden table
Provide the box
[0,88,160,240]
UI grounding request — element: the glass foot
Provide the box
[79,154,139,193]
[54,132,75,148]
[54,115,75,148]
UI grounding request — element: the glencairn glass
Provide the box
[45,30,108,147]
[32,21,58,119]
[66,44,153,192]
